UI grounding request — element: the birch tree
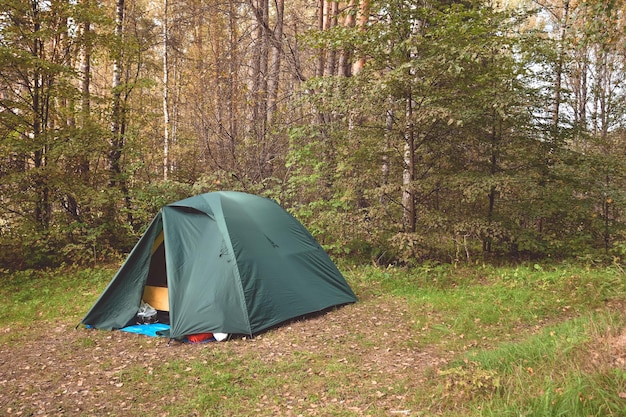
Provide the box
[108,0,125,187]
[162,0,170,180]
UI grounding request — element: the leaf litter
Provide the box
[1,295,447,416]
[3,294,623,416]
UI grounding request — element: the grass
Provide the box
[351,263,623,347]
[0,267,110,343]
[1,262,625,416]
[345,262,626,416]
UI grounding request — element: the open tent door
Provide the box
[142,230,170,316]
[81,214,164,330]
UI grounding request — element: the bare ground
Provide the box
[0,295,450,417]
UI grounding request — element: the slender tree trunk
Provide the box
[551,0,569,146]
[105,0,136,238]
[109,0,125,187]
[604,173,611,252]
[31,0,51,228]
[246,0,270,180]
[79,6,91,124]
[228,0,238,157]
[381,104,393,205]
[572,49,588,133]
[485,114,501,253]
[316,0,326,77]
[267,0,284,125]
[402,94,415,233]
[248,0,269,147]
[62,0,94,222]
[258,0,269,132]
[352,0,370,75]
[338,0,357,77]
[323,0,338,76]
[162,0,170,180]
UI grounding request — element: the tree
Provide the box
[0,0,82,264]
[3,0,626,268]
[161,0,170,180]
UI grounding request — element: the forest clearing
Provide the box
[2,264,625,416]
[2,1,626,414]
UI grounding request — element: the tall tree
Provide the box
[0,0,76,228]
[267,0,284,125]
[161,0,170,180]
[109,0,125,188]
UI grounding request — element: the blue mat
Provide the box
[120,323,170,337]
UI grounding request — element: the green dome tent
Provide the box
[81,191,357,339]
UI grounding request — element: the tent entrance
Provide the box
[143,231,170,321]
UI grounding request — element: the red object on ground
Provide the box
[187,333,213,343]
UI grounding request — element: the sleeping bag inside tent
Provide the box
[81,191,357,339]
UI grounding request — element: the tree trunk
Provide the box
[105,0,135,238]
[248,0,269,146]
[316,0,326,77]
[109,0,125,188]
[258,0,269,133]
[162,0,170,180]
[352,0,370,75]
[551,0,569,146]
[79,4,91,125]
[31,0,51,229]
[402,94,415,233]
[485,114,500,253]
[572,48,588,134]
[228,0,238,156]
[267,0,284,125]
[381,104,393,205]
[323,0,338,76]
[338,0,357,77]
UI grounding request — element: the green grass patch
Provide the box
[0,268,112,324]
[466,316,592,372]
[348,263,625,350]
[343,263,626,416]
[0,268,113,343]
[426,312,626,416]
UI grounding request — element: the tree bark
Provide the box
[402,94,416,233]
[228,0,238,155]
[551,0,569,146]
[316,0,326,77]
[338,0,357,77]
[109,0,125,187]
[162,0,170,180]
[248,0,269,143]
[323,0,338,76]
[381,103,393,205]
[352,0,370,75]
[79,3,91,125]
[31,0,51,228]
[267,0,284,125]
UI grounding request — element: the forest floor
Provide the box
[1,295,451,416]
[2,265,625,416]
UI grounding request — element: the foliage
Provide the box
[1,0,626,268]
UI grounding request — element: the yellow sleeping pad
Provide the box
[142,285,169,311]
